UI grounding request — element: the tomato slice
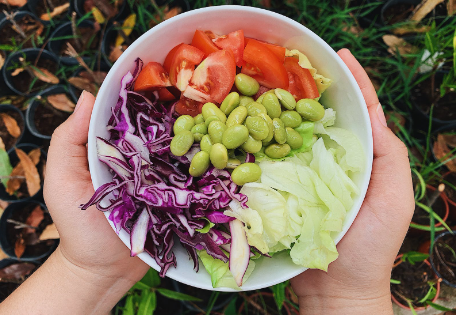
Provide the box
[242,40,288,90]
[213,30,245,67]
[283,57,319,99]
[168,44,205,92]
[163,43,183,73]
[184,50,236,104]
[175,97,203,117]
[133,62,171,92]
[191,30,220,58]
[244,38,286,63]
[156,87,176,101]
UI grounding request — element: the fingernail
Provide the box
[376,103,387,128]
[74,90,86,113]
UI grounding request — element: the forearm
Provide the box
[0,246,134,315]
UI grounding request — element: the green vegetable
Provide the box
[235,73,260,96]
[170,131,194,156]
[280,110,302,128]
[200,134,213,153]
[231,163,262,186]
[239,96,255,107]
[208,120,227,144]
[265,143,291,159]
[173,115,195,134]
[291,121,315,154]
[245,102,267,117]
[202,102,227,123]
[296,99,325,121]
[258,113,274,143]
[245,116,269,141]
[275,88,296,110]
[226,158,241,169]
[272,118,287,144]
[220,92,240,115]
[222,125,249,149]
[286,127,304,149]
[204,115,221,127]
[194,114,204,125]
[262,93,282,118]
[189,151,210,177]
[226,106,248,127]
[210,143,228,169]
[241,135,263,153]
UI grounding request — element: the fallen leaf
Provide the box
[448,0,456,15]
[79,71,107,84]
[109,46,124,63]
[0,247,8,261]
[259,0,271,7]
[392,25,431,35]
[39,223,59,241]
[90,7,106,24]
[0,96,27,109]
[30,67,59,84]
[434,134,456,172]
[115,13,136,47]
[0,53,4,71]
[40,2,70,21]
[15,148,40,197]
[0,262,35,281]
[11,68,24,76]
[24,206,44,234]
[164,6,181,20]
[0,113,21,138]
[442,134,456,148]
[93,0,117,19]
[6,149,41,196]
[46,94,75,113]
[410,0,445,22]
[14,237,25,258]
[383,35,419,56]
[0,137,4,151]
[68,77,97,95]
[1,0,27,7]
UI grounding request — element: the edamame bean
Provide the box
[280,110,302,128]
[208,121,227,144]
[265,143,291,159]
[226,158,241,169]
[194,114,204,125]
[258,113,274,143]
[241,135,262,153]
[296,99,325,121]
[222,125,249,149]
[220,92,240,115]
[275,88,296,110]
[272,118,287,144]
[200,134,213,153]
[262,93,282,118]
[246,102,267,117]
[231,163,262,186]
[173,115,195,134]
[239,96,254,107]
[204,115,221,127]
[170,131,194,156]
[256,90,273,104]
[286,127,303,149]
[189,151,210,177]
[226,106,248,127]
[245,116,269,141]
[202,102,227,123]
[235,73,260,96]
[210,143,228,169]
[191,123,208,142]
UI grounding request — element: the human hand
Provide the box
[290,49,414,314]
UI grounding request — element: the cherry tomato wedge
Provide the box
[168,44,205,92]
[242,40,288,90]
[163,43,183,73]
[213,30,245,67]
[175,97,203,117]
[244,38,286,63]
[283,57,319,99]
[133,62,171,92]
[191,30,219,58]
[156,87,176,101]
[185,50,236,104]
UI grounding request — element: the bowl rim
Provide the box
[87,4,374,291]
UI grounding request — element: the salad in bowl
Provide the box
[84,6,373,291]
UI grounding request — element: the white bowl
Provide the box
[88,5,373,292]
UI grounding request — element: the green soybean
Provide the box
[272,118,287,144]
[194,114,204,125]
[246,101,267,117]
[204,115,221,127]
[202,102,227,123]
[222,125,249,149]
[241,135,262,153]
[275,88,296,110]
[210,143,228,169]
[296,99,325,121]
[200,134,213,153]
[191,123,207,135]
[235,73,260,96]
[208,121,227,144]
[173,115,195,134]
[262,93,282,118]
[239,96,255,107]
[189,151,210,177]
[245,116,269,141]
[280,110,302,128]
[220,92,240,115]
[231,163,262,186]
[256,90,273,104]
[226,106,248,127]
[286,127,303,149]
[265,143,291,159]
[226,158,241,169]
[258,113,274,143]
[170,131,194,156]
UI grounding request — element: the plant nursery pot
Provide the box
[0,11,42,49]
[0,143,47,202]
[381,0,420,25]
[67,63,109,101]
[25,84,73,140]
[73,0,128,22]
[0,104,25,151]
[391,254,441,311]
[101,22,141,66]
[0,258,39,302]
[238,292,292,315]
[26,0,73,25]
[2,48,60,97]
[430,231,456,288]
[442,172,456,220]
[0,201,58,261]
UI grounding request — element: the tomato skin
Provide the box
[156,87,176,101]
[175,97,203,117]
[283,57,319,99]
[243,40,288,90]
[134,62,171,92]
[213,30,245,67]
[163,43,183,73]
[244,38,286,63]
[168,44,205,91]
[191,30,220,58]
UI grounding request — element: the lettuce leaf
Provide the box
[0,148,12,188]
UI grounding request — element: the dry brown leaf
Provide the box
[40,2,70,21]
[0,262,35,280]
[24,205,44,234]
[79,71,107,84]
[15,148,40,197]
[448,0,456,15]
[0,137,5,151]
[47,94,75,113]
[109,46,124,63]
[0,53,4,71]
[31,67,59,84]
[14,238,25,258]
[442,134,456,148]
[164,6,181,20]
[0,247,8,260]
[0,113,21,138]
[434,134,456,172]
[2,0,27,7]
[392,25,431,35]
[6,149,41,196]
[11,68,24,76]
[410,0,445,22]
[39,223,60,241]
[68,77,97,95]
[383,35,419,56]
[93,0,117,19]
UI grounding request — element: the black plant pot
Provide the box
[2,48,60,97]
[0,143,46,203]
[430,230,456,288]
[101,22,141,66]
[25,84,73,140]
[0,201,58,261]
[73,0,129,22]
[47,20,100,66]
[0,258,40,302]
[0,11,42,49]
[68,62,110,101]
[0,104,26,151]
[26,0,73,25]
[430,123,456,169]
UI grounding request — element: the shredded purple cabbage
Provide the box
[81,58,248,277]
